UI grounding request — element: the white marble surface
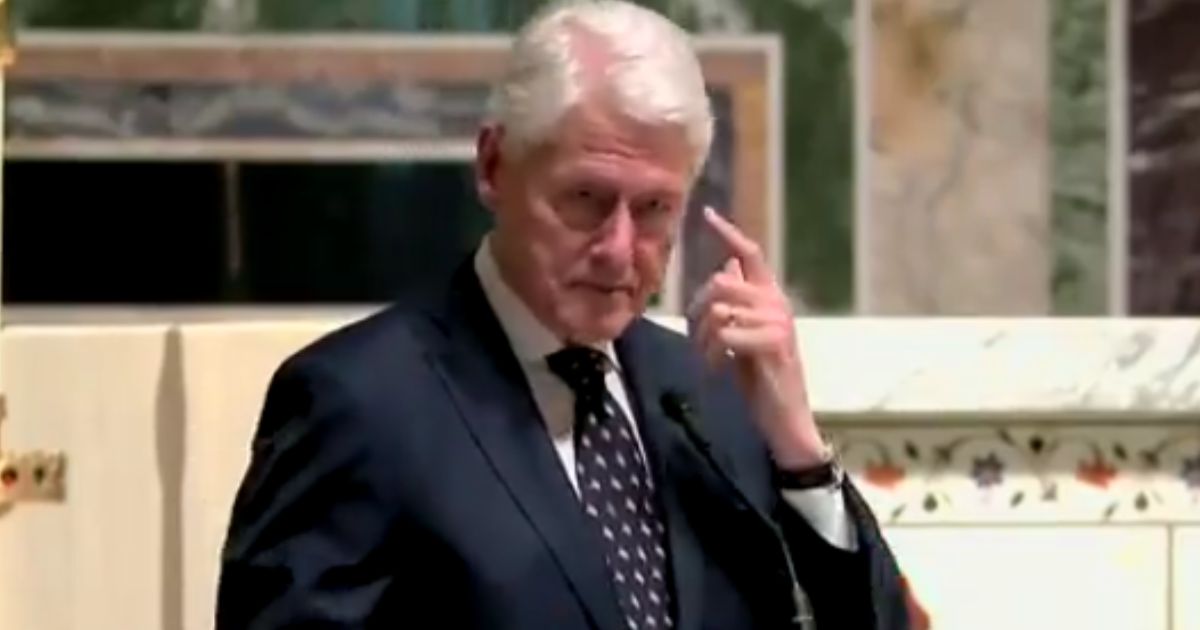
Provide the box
[5,314,1200,418]
[885,526,1171,630]
[1175,528,1200,630]
[650,316,1200,418]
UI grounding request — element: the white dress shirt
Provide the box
[473,237,855,550]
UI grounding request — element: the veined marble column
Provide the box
[864,0,1051,314]
[1128,0,1200,314]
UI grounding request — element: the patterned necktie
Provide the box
[547,346,676,630]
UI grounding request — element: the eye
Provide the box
[637,197,672,216]
[564,184,608,206]
[556,184,615,230]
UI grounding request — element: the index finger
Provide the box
[703,206,771,285]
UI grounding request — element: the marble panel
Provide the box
[253,0,518,31]
[1128,0,1200,314]
[16,0,205,29]
[770,317,1200,416]
[5,80,491,142]
[0,326,175,630]
[753,0,856,312]
[830,425,1200,525]
[1050,0,1110,314]
[1175,527,1200,629]
[866,0,1051,314]
[884,527,1169,630]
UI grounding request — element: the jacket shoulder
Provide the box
[272,302,435,400]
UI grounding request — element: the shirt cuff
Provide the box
[781,486,859,551]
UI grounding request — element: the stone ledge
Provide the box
[5,313,1200,419]
[652,316,1200,419]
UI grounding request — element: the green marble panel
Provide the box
[738,0,854,313]
[1050,0,1110,315]
[254,0,541,31]
[655,0,855,313]
[253,0,694,32]
[16,0,205,29]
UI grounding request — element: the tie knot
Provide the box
[546,346,609,400]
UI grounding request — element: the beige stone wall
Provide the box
[866,0,1051,314]
[0,327,173,630]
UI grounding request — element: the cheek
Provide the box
[634,239,672,285]
[528,231,593,293]
[523,202,576,275]
[527,240,569,286]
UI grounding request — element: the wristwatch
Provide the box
[774,445,844,490]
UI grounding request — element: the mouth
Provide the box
[573,282,635,297]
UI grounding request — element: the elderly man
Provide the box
[216,2,909,629]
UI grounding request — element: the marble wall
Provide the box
[865,0,1051,314]
[1050,0,1110,315]
[744,1,856,313]
[1128,0,1200,315]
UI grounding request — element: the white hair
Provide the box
[489,0,714,178]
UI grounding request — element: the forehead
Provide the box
[532,102,693,189]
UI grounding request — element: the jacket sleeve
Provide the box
[215,358,400,629]
[774,478,911,630]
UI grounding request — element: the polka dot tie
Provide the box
[547,346,676,630]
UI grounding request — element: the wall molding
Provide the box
[832,423,1200,525]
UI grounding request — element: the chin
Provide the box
[561,308,636,344]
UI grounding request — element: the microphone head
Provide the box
[659,390,712,454]
[659,389,692,424]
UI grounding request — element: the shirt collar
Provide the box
[474,235,619,369]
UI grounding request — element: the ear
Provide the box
[474,124,505,212]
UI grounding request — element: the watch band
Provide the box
[774,448,844,490]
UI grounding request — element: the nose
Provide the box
[590,202,636,271]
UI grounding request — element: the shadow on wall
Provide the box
[156,328,187,630]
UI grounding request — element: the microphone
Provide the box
[658,390,815,630]
[659,391,712,453]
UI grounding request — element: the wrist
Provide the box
[764,417,830,470]
[774,443,843,490]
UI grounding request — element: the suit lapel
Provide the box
[614,322,705,630]
[425,265,624,630]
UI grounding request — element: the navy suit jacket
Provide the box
[217,262,910,629]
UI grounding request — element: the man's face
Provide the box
[478,102,694,344]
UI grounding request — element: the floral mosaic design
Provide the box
[830,425,1200,524]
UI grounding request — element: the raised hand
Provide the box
[687,207,829,469]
